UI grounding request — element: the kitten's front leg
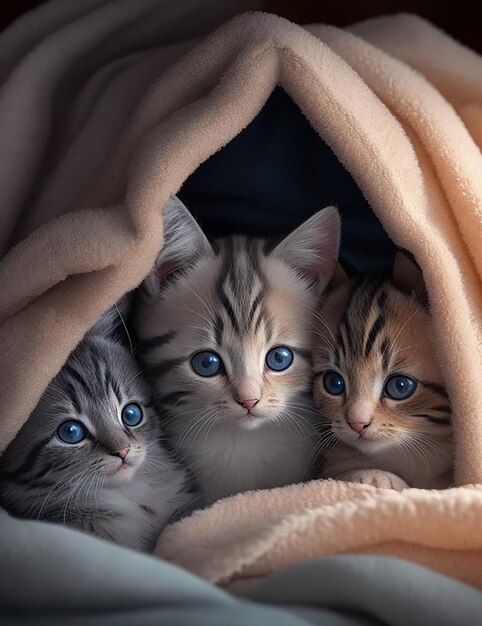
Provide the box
[335,468,409,491]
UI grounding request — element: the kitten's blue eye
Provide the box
[265,346,294,372]
[56,420,87,445]
[121,403,144,427]
[191,351,223,377]
[384,375,417,400]
[323,371,346,395]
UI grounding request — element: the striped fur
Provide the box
[134,196,340,503]
[313,274,454,489]
[0,306,194,551]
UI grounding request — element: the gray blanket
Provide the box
[1,511,481,625]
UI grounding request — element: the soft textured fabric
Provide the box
[157,480,482,588]
[1,0,482,594]
[2,509,482,626]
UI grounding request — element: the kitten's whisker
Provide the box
[307,429,339,470]
[84,470,100,517]
[61,468,97,525]
[303,318,336,351]
[34,460,92,519]
[171,304,213,327]
[401,435,431,474]
[308,308,337,348]
[284,409,318,437]
[125,365,154,387]
[177,408,218,449]
[93,467,105,516]
[114,302,134,356]
[278,411,311,440]
[203,414,219,445]
[409,432,446,456]
[161,405,203,422]
[189,410,218,448]
[183,283,216,322]
[391,310,418,348]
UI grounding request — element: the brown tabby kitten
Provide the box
[312,258,453,490]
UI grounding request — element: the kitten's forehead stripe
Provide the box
[64,363,93,397]
[214,237,270,338]
[137,330,177,353]
[214,314,224,347]
[336,328,346,359]
[88,343,111,396]
[337,275,364,354]
[264,310,274,344]
[247,292,262,325]
[220,290,241,334]
[381,338,391,371]
[110,376,123,406]
[361,282,390,364]
[253,309,264,334]
[364,312,386,357]
[338,276,386,359]
[67,344,114,404]
[64,381,82,414]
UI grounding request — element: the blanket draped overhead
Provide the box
[1,0,482,590]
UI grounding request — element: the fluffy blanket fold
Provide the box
[1,0,482,590]
[158,480,482,589]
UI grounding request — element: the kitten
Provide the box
[0,304,194,552]
[134,196,340,503]
[312,257,453,490]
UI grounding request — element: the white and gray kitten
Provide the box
[0,305,194,551]
[134,196,340,503]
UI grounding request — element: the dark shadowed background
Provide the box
[2,1,482,52]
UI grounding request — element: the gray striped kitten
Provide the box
[134,196,340,503]
[0,305,194,552]
[313,259,453,490]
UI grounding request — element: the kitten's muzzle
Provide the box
[111,447,130,460]
[236,399,259,411]
[347,420,371,434]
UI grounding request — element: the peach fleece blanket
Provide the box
[1,1,481,588]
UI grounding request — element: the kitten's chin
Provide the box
[345,436,396,455]
[107,463,136,485]
[106,455,144,484]
[237,409,291,431]
[238,414,266,431]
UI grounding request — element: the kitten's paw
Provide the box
[337,469,409,491]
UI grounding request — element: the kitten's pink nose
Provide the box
[112,447,130,460]
[238,399,259,411]
[347,421,370,434]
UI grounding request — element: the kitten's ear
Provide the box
[392,249,427,305]
[272,206,341,293]
[325,262,350,294]
[143,195,213,297]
